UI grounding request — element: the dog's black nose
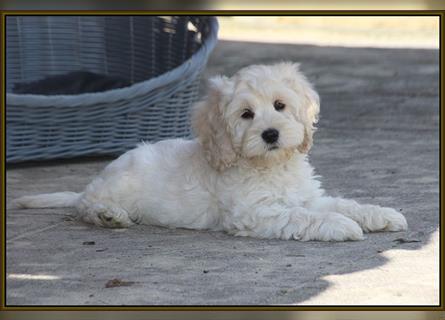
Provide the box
[261,128,279,144]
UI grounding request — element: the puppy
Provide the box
[12,62,407,241]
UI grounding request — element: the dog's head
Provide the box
[192,62,320,171]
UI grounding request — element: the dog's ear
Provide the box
[297,75,320,154]
[280,62,320,154]
[192,75,238,171]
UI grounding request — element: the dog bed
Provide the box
[6,16,218,162]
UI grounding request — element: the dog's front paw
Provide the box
[302,213,364,242]
[379,208,408,232]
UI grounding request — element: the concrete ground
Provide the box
[6,40,439,305]
[218,16,439,49]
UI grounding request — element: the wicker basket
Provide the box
[6,16,218,162]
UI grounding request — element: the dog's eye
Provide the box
[241,109,255,119]
[274,100,286,111]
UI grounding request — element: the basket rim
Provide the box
[6,16,219,108]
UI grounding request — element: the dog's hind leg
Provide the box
[76,194,136,228]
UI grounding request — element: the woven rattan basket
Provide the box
[6,16,218,162]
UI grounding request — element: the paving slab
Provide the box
[6,40,439,305]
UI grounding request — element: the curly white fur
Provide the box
[13,62,407,241]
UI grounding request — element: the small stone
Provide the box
[82,241,95,245]
[203,270,209,274]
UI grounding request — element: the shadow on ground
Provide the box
[6,40,439,305]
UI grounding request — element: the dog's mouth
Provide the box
[267,145,279,151]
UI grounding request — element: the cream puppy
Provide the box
[13,62,407,241]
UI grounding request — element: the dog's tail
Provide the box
[11,192,81,209]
